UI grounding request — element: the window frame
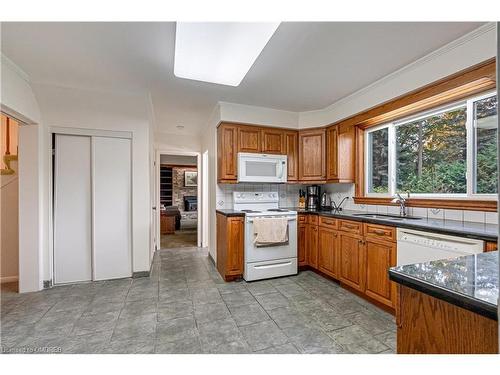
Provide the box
[364,91,497,200]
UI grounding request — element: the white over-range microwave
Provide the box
[237,153,287,183]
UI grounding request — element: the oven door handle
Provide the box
[254,261,292,269]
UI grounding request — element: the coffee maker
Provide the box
[306,185,320,210]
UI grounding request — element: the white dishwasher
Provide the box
[396,228,484,266]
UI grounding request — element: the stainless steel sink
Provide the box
[352,213,422,220]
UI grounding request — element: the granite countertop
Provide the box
[216,209,245,217]
[389,251,498,320]
[287,208,498,241]
[217,207,497,241]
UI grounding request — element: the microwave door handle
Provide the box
[278,161,284,179]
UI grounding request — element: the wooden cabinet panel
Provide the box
[217,124,238,182]
[484,241,497,252]
[364,223,396,242]
[261,128,285,154]
[298,223,307,266]
[338,219,363,235]
[327,124,355,183]
[319,216,337,230]
[216,213,244,281]
[318,226,338,278]
[326,126,338,180]
[284,131,298,181]
[397,285,498,354]
[364,238,396,308]
[306,223,319,268]
[308,214,318,225]
[339,232,365,292]
[238,126,261,153]
[298,129,326,181]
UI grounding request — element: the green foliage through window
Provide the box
[366,92,497,197]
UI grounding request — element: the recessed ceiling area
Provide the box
[0,22,485,135]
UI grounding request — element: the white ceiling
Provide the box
[1,22,484,135]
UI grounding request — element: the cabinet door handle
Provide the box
[373,229,386,236]
[344,224,357,229]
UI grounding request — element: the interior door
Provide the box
[54,134,92,284]
[92,136,132,280]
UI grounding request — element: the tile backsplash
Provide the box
[217,183,498,225]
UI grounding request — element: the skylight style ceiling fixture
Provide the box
[174,22,280,87]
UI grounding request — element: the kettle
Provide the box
[320,192,331,209]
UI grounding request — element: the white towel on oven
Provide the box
[253,217,288,245]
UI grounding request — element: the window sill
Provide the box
[353,196,497,212]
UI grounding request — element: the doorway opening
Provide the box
[159,154,199,249]
[1,113,20,293]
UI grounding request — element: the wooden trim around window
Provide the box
[351,58,497,212]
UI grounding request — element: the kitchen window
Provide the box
[365,91,498,199]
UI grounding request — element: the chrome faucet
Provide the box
[392,192,409,217]
[331,196,350,211]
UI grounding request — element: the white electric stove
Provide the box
[233,192,298,281]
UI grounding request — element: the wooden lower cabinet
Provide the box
[318,226,338,278]
[216,213,244,281]
[306,223,319,268]
[298,222,307,266]
[397,285,498,354]
[364,238,397,308]
[338,232,365,293]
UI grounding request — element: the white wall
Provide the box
[155,132,201,153]
[202,104,221,261]
[219,102,299,129]
[32,83,153,276]
[160,154,197,165]
[1,55,43,292]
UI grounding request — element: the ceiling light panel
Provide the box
[174,22,280,87]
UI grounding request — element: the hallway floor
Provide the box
[1,247,396,354]
[160,228,197,249]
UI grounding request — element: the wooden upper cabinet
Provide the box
[284,131,298,181]
[217,124,238,182]
[238,126,261,153]
[298,128,326,181]
[261,128,285,154]
[327,124,355,182]
[326,126,338,180]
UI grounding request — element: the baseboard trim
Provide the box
[0,276,18,284]
[208,252,216,266]
[132,271,150,278]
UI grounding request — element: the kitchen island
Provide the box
[389,251,499,354]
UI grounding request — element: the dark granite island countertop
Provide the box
[389,251,499,320]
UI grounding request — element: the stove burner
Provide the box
[241,210,261,213]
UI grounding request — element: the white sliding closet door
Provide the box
[92,137,132,280]
[54,135,92,284]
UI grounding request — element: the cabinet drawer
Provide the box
[338,220,362,235]
[319,216,337,229]
[308,215,319,225]
[364,223,396,242]
[298,214,307,223]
